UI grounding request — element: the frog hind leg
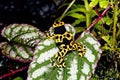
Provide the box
[77,43,86,57]
[51,56,66,68]
[51,48,68,68]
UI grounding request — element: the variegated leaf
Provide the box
[27,24,102,80]
[1,24,44,47]
[0,24,45,62]
[0,42,34,62]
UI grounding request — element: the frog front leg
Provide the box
[52,48,68,68]
[46,32,55,39]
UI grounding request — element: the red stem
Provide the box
[86,4,111,31]
[0,66,28,79]
[94,5,105,33]
[75,4,111,42]
[94,6,100,16]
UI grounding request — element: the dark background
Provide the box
[0,0,65,80]
[0,0,65,32]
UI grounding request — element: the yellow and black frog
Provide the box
[46,21,86,68]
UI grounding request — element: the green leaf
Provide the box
[75,27,86,33]
[89,0,99,8]
[65,7,86,16]
[102,35,112,47]
[99,0,109,8]
[68,13,85,19]
[72,19,86,27]
[27,24,102,80]
[103,17,113,25]
[14,77,23,80]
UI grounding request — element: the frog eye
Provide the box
[60,21,64,26]
[52,21,64,28]
[52,23,59,28]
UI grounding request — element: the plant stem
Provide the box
[112,1,118,51]
[75,4,111,42]
[58,0,76,21]
[86,4,112,31]
[84,0,90,27]
[0,66,28,79]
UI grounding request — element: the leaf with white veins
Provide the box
[27,24,102,80]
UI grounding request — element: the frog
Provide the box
[46,21,86,68]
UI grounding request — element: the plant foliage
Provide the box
[0,0,120,79]
[27,24,101,80]
[62,0,120,79]
[0,24,44,62]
